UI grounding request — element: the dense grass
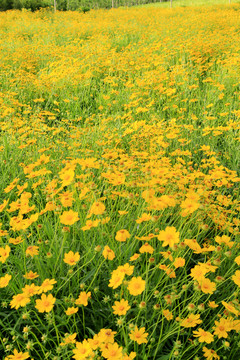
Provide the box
[0,4,240,360]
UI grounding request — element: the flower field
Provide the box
[0,4,240,360]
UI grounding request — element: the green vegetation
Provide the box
[0,0,236,11]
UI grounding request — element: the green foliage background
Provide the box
[0,0,169,11]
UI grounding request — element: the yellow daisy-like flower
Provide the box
[200,278,216,294]
[4,349,29,360]
[222,301,239,316]
[173,257,185,268]
[35,293,56,313]
[101,342,123,360]
[115,229,130,242]
[59,169,75,187]
[232,270,240,287]
[213,317,231,339]
[72,339,93,360]
[60,333,77,346]
[22,283,40,297]
[39,278,57,293]
[109,271,125,289]
[65,307,78,315]
[112,299,130,316]
[24,271,39,280]
[98,328,116,344]
[139,242,154,254]
[234,255,240,265]
[88,201,105,216]
[25,246,39,257]
[129,253,140,261]
[129,326,148,344]
[193,328,214,344]
[181,313,202,328]
[10,293,31,310]
[75,291,91,306]
[63,251,80,266]
[157,226,179,248]
[0,274,11,288]
[202,347,220,360]
[163,309,173,321]
[127,276,145,296]
[0,244,11,263]
[60,210,79,225]
[102,245,115,260]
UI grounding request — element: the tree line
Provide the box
[0,0,170,11]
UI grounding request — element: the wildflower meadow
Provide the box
[0,3,240,360]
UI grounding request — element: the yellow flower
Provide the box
[118,210,128,215]
[222,301,239,316]
[39,278,57,293]
[59,169,75,187]
[123,352,136,360]
[136,213,152,224]
[181,313,202,328]
[65,307,78,315]
[88,334,101,350]
[157,226,179,248]
[109,270,125,289]
[60,210,79,225]
[215,235,233,248]
[26,246,39,257]
[63,251,80,266]
[88,201,105,216]
[117,263,134,276]
[232,270,240,287]
[0,274,11,288]
[129,326,148,344]
[98,328,116,344]
[9,236,23,245]
[190,265,208,281]
[213,318,231,339]
[23,271,39,280]
[60,333,77,346]
[10,293,31,310]
[75,291,91,306]
[22,283,40,297]
[139,242,154,254]
[127,276,145,296]
[115,229,130,242]
[112,299,130,316]
[35,293,56,313]
[4,349,29,360]
[101,342,123,360]
[202,347,220,360]
[0,245,11,263]
[102,245,115,260]
[129,253,140,261]
[180,199,200,217]
[193,328,214,344]
[0,199,8,213]
[81,219,100,231]
[163,309,173,321]
[72,339,93,360]
[235,255,240,265]
[200,278,216,294]
[208,301,218,309]
[59,191,74,207]
[173,257,185,268]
